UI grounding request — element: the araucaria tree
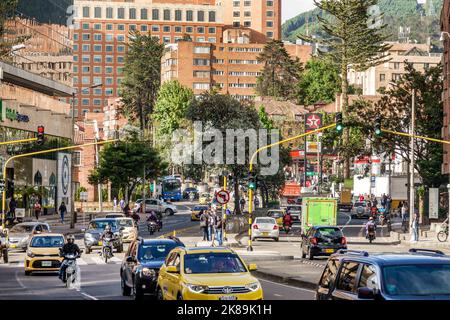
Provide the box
[256,40,303,100]
[0,0,24,59]
[301,0,391,178]
[119,31,164,133]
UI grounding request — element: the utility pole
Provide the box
[70,91,76,229]
[409,88,416,239]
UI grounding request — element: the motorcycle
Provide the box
[0,229,9,263]
[147,221,157,235]
[367,225,376,243]
[61,250,83,288]
[283,223,292,234]
[101,237,115,263]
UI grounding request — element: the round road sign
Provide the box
[215,189,230,205]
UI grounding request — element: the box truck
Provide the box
[301,198,338,234]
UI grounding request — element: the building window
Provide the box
[233,1,240,7]
[94,88,102,95]
[93,99,102,106]
[208,27,216,34]
[233,21,240,27]
[82,44,90,52]
[193,83,210,90]
[152,9,159,20]
[197,11,205,22]
[392,73,401,81]
[106,67,113,74]
[82,33,90,41]
[93,55,102,63]
[105,77,113,85]
[186,10,193,21]
[193,71,210,78]
[73,44,79,51]
[379,74,386,81]
[129,8,137,19]
[244,21,251,27]
[194,46,210,54]
[175,10,182,21]
[118,7,125,19]
[73,55,78,62]
[193,58,210,66]
[244,11,251,17]
[94,23,101,30]
[197,37,205,42]
[163,36,171,43]
[164,9,171,21]
[105,88,114,96]
[152,25,160,32]
[106,23,113,30]
[118,24,125,31]
[212,59,224,64]
[141,8,148,20]
[186,26,193,33]
[106,56,113,63]
[163,26,171,33]
[117,56,125,63]
[82,66,90,73]
[93,44,102,52]
[82,99,90,106]
[267,11,273,17]
[73,66,78,73]
[106,7,113,19]
[82,55,90,63]
[93,66,101,74]
[244,0,251,6]
[424,63,430,70]
[94,34,102,41]
[267,1,273,6]
[73,33,79,41]
[266,31,273,38]
[106,45,113,52]
[266,21,273,27]
[106,34,113,42]
[82,109,89,116]
[129,24,136,31]
[82,23,89,30]
[141,25,148,32]
[73,152,81,166]
[83,6,90,18]
[233,11,240,17]
[117,45,125,52]
[197,26,204,34]
[174,26,182,33]
[208,37,216,43]
[94,7,101,18]
[393,62,400,70]
[117,35,125,42]
[209,11,216,22]
[93,76,101,84]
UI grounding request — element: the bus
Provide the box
[162,176,182,201]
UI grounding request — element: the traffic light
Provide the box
[335,112,343,134]
[374,117,382,137]
[248,171,256,190]
[37,126,45,145]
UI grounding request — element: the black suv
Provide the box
[316,249,450,300]
[120,237,184,299]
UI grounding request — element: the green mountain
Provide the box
[283,0,444,47]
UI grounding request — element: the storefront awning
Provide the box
[281,182,301,197]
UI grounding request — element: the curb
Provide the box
[239,254,294,262]
[251,270,317,291]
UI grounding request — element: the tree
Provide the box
[153,80,194,136]
[119,31,164,133]
[300,0,391,178]
[88,140,167,202]
[256,40,303,100]
[297,58,341,106]
[258,106,275,130]
[0,0,19,59]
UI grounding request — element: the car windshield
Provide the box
[88,220,117,230]
[269,212,283,218]
[256,218,275,224]
[184,253,247,274]
[117,219,133,227]
[137,243,178,262]
[383,264,450,296]
[10,225,34,233]
[315,228,343,238]
[30,236,64,247]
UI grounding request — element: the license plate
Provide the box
[219,296,237,300]
[324,249,334,253]
[10,244,16,248]
[42,261,52,267]
[262,232,269,236]
[98,241,102,246]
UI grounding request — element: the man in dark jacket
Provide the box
[58,201,67,224]
[59,234,81,281]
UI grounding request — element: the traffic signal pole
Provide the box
[0,137,38,146]
[1,139,118,229]
[246,123,337,251]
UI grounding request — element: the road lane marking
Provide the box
[79,279,120,286]
[258,279,316,293]
[79,292,99,300]
[91,257,105,264]
[14,270,26,289]
[273,294,283,297]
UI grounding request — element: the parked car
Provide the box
[351,202,370,219]
[24,233,65,275]
[198,193,211,205]
[82,218,124,254]
[156,247,263,300]
[251,217,279,242]
[316,249,450,300]
[183,188,199,200]
[134,198,177,216]
[191,205,209,221]
[120,238,185,299]
[266,210,285,228]
[115,217,138,243]
[301,226,347,260]
[8,222,51,251]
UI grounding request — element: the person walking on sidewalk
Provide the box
[411,211,420,242]
[213,211,224,246]
[58,201,67,224]
[33,200,41,221]
[119,198,125,211]
[113,197,118,209]
[200,210,210,241]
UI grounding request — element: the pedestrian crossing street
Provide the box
[5,254,126,268]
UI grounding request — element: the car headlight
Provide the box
[185,283,208,293]
[85,233,94,240]
[141,268,156,277]
[26,250,35,258]
[246,282,260,292]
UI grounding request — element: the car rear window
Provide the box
[269,212,283,218]
[315,228,343,238]
[355,202,366,207]
[255,218,276,224]
[383,264,450,296]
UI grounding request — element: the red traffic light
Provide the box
[37,126,45,145]
[38,126,44,134]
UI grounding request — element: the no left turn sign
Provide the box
[215,189,230,205]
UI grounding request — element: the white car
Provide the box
[115,217,138,242]
[251,217,279,242]
[134,198,177,215]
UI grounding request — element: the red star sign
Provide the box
[306,114,321,129]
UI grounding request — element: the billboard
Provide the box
[57,153,72,213]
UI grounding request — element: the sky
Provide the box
[283,0,316,22]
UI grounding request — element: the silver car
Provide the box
[251,217,280,242]
[351,202,370,219]
[8,222,51,251]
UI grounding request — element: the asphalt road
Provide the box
[0,202,315,300]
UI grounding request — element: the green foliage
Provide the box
[297,58,341,105]
[153,80,194,136]
[75,186,87,201]
[256,40,303,100]
[119,31,164,129]
[258,106,275,130]
[88,140,167,201]
[0,0,19,59]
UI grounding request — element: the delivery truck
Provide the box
[338,189,353,212]
[301,198,338,234]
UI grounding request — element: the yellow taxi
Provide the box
[156,247,263,300]
[191,205,209,221]
[24,233,65,275]
[267,209,285,228]
[198,193,211,205]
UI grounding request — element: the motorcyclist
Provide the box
[147,211,162,230]
[59,234,81,281]
[365,217,377,238]
[283,211,293,229]
[100,225,115,256]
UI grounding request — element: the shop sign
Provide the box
[0,99,30,123]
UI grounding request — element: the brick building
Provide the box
[72,0,287,118]
[441,1,450,175]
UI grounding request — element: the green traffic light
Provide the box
[248,182,256,190]
[336,124,343,132]
[375,129,382,136]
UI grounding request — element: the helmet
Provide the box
[105,225,111,231]
[66,234,75,242]
[369,217,374,221]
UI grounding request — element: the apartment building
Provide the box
[348,42,441,96]
[441,1,450,175]
[161,40,312,100]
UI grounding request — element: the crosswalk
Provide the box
[4,255,124,268]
